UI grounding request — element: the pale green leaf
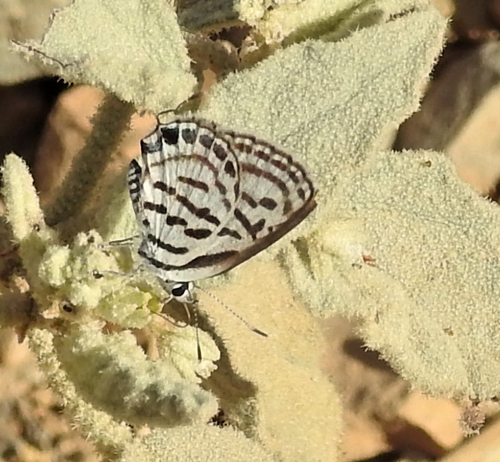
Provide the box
[17,0,196,111]
[1,154,44,241]
[259,0,434,45]
[286,150,500,400]
[200,7,446,199]
[55,323,219,427]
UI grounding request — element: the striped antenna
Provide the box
[156,93,201,124]
[194,284,268,337]
[192,307,202,360]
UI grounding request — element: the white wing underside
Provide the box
[128,118,316,283]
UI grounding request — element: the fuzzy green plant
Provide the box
[0,0,463,460]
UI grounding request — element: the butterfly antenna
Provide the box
[157,93,201,123]
[190,305,203,361]
[151,310,189,329]
[154,297,203,360]
[147,294,190,328]
[194,285,268,337]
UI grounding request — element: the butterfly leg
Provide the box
[102,235,141,248]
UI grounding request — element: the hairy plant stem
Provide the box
[45,94,135,227]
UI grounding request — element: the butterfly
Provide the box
[127,117,316,305]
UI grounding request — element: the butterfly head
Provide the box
[166,281,196,304]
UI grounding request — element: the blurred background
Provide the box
[1,0,500,461]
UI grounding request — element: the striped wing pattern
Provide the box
[128,118,316,283]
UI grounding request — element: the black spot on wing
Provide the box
[144,202,167,214]
[252,218,266,235]
[181,128,196,144]
[176,195,221,226]
[224,161,236,177]
[147,234,188,254]
[218,227,242,240]
[259,197,277,210]
[161,126,179,145]
[167,216,187,226]
[128,184,140,195]
[233,210,266,240]
[215,180,227,195]
[153,181,176,195]
[184,228,212,239]
[222,198,231,211]
[283,199,292,215]
[129,158,142,174]
[199,134,214,149]
[242,192,258,208]
[213,144,228,161]
[234,208,256,239]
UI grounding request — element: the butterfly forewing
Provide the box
[130,120,240,280]
[128,118,316,283]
